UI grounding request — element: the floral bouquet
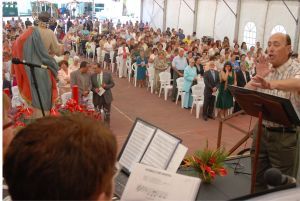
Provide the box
[52,98,101,121]
[183,144,228,183]
[13,99,101,128]
[12,105,34,128]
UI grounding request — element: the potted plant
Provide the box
[183,144,228,183]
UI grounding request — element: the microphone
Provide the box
[264,168,296,187]
[12,58,48,69]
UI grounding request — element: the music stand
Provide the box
[228,85,300,193]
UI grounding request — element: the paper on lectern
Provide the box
[119,122,156,172]
[140,129,181,170]
[121,163,201,201]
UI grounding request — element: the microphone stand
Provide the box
[13,58,46,117]
[29,66,45,117]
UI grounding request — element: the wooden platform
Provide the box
[108,72,255,155]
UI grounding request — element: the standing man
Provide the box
[70,61,92,102]
[91,63,115,125]
[245,33,300,192]
[67,18,73,32]
[171,48,188,102]
[203,57,220,121]
[233,63,251,113]
[94,18,100,31]
[25,18,31,29]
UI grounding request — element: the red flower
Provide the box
[14,121,26,128]
[209,157,216,165]
[13,105,33,122]
[50,108,60,116]
[55,104,62,110]
[24,108,33,117]
[204,166,212,173]
[74,105,83,112]
[66,99,77,109]
[193,156,202,165]
[218,167,227,176]
[209,170,216,178]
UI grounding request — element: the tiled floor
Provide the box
[108,71,256,156]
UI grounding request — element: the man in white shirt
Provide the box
[246,33,300,192]
[10,17,16,28]
[171,48,188,101]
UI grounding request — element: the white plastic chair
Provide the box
[158,72,173,101]
[197,76,204,84]
[115,56,121,75]
[53,55,62,63]
[82,91,95,110]
[75,43,79,55]
[190,83,205,119]
[61,92,72,106]
[96,47,101,63]
[101,50,107,65]
[175,77,185,108]
[131,63,138,87]
[86,43,96,61]
[126,59,132,82]
[109,50,115,70]
[147,67,155,93]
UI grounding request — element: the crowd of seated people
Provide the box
[3,15,300,122]
[2,13,300,201]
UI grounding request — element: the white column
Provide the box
[140,0,144,22]
[233,0,241,42]
[293,3,300,53]
[261,1,270,49]
[193,0,199,33]
[163,0,167,31]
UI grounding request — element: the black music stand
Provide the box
[228,85,300,193]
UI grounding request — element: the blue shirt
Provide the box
[81,29,90,36]
[178,33,185,41]
[136,56,148,67]
[172,56,188,71]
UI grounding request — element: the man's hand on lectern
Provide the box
[251,75,272,89]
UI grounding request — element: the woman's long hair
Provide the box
[222,61,233,73]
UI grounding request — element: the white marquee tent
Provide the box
[140,0,300,53]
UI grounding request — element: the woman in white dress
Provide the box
[57,60,71,96]
[117,41,130,78]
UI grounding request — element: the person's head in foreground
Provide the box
[4,114,117,200]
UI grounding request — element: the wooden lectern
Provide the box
[228,85,300,193]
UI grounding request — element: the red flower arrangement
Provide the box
[56,99,101,121]
[183,144,228,183]
[13,99,101,128]
[12,105,34,128]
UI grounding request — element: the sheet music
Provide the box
[166,144,188,173]
[119,121,156,172]
[121,163,201,201]
[140,129,180,170]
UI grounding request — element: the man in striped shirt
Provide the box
[246,33,300,192]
